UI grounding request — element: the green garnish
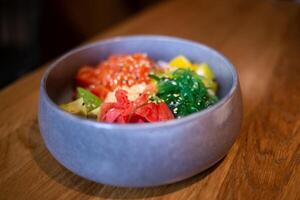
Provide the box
[148,74,160,81]
[151,69,218,118]
[149,95,163,103]
[77,87,101,112]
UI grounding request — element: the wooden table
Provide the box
[1,0,299,199]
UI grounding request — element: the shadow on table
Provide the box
[29,119,223,199]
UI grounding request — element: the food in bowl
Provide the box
[39,36,243,187]
[60,53,219,123]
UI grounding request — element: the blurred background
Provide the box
[0,0,165,88]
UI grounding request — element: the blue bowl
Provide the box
[38,35,242,187]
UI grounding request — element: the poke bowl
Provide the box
[38,35,243,187]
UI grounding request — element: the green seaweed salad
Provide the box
[150,68,218,118]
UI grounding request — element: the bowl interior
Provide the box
[45,36,235,104]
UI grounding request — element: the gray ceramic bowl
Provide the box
[38,35,242,187]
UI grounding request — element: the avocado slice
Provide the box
[87,107,100,118]
[60,98,87,116]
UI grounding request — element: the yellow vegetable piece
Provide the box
[208,89,216,96]
[190,65,198,71]
[201,77,218,92]
[194,63,215,80]
[169,55,192,69]
[60,98,87,116]
[88,107,100,118]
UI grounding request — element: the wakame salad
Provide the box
[60,53,218,123]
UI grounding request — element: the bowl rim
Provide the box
[40,35,238,130]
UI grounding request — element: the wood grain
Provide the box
[0,0,299,199]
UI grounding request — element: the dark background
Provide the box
[0,0,164,88]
